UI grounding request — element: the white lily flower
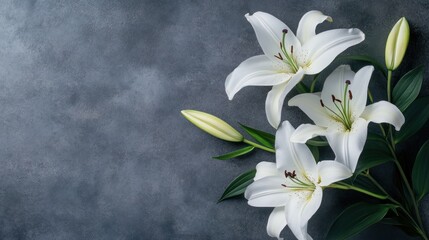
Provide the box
[225,11,365,128]
[245,121,352,240]
[288,65,405,172]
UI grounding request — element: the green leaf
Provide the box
[336,55,387,78]
[213,146,255,160]
[306,137,329,147]
[326,202,393,240]
[354,138,393,176]
[351,175,388,198]
[307,144,319,161]
[392,66,424,112]
[395,96,429,143]
[218,169,256,202]
[412,139,429,202]
[239,123,275,149]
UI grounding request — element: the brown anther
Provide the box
[320,99,325,107]
[345,80,351,85]
[274,53,283,60]
[331,95,336,102]
[291,170,296,178]
[281,184,287,188]
[290,45,294,54]
[335,99,342,103]
[280,42,283,49]
[282,29,288,34]
[284,170,289,178]
[349,90,353,100]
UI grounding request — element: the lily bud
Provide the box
[385,17,410,70]
[181,110,243,142]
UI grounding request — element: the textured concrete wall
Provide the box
[0,0,428,239]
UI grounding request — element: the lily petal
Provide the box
[267,207,287,239]
[361,101,405,131]
[317,160,352,186]
[303,29,365,74]
[245,176,291,207]
[349,66,374,117]
[288,92,332,127]
[325,118,369,172]
[246,12,301,63]
[255,161,280,181]
[266,68,305,128]
[297,10,332,44]
[225,55,292,100]
[286,186,322,240]
[276,121,317,178]
[320,65,355,112]
[291,124,328,144]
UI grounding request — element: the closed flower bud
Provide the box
[385,17,410,70]
[181,110,243,142]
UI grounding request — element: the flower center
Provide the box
[273,29,299,73]
[281,169,315,190]
[320,80,354,131]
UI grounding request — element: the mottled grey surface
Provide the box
[0,0,428,239]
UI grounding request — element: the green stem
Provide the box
[310,74,319,93]
[380,129,426,237]
[243,139,275,153]
[364,173,427,239]
[387,70,393,102]
[328,183,388,200]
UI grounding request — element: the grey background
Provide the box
[0,0,428,239]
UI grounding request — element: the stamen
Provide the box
[331,95,336,102]
[335,99,342,103]
[349,90,353,100]
[274,53,283,60]
[320,99,325,107]
[280,42,282,49]
[290,45,294,55]
[281,184,287,188]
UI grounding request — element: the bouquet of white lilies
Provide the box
[182,11,428,240]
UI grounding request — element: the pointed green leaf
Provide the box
[307,144,319,161]
[239,123,275,149]
[395,96,429,143]
[354,139,393,176]
[392,66,424,112]
[412,139,429,202]
[326,202,393,240]
[213,146,254,160]
[218,169,256,202]
[306,137,329,147]
[337,55,387,78]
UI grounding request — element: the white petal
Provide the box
[246,12,301,63]
[266,69,305,128]
[225,55,292,100]
[288,92,332,127]
[320,65,355,113]
[317,161,352,186]
[325,118,369,172]
[285,187,322,240]
[303,29,365,74]
[348,66,375,117]
[276,121,317,178]
[361,101,405,131]
[297,10,332,44]
[255,161,280,181]
[291,124,328,144]
[267,207,287,239]
[245,176,290,207]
